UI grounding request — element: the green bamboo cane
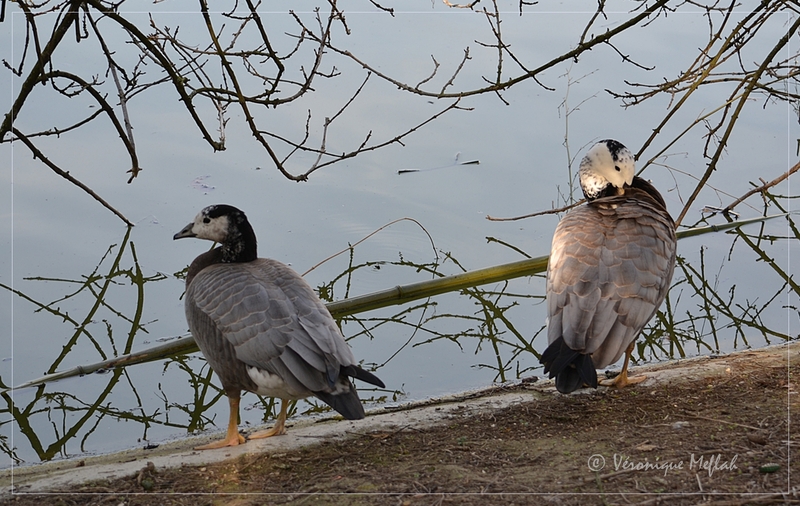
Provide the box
[3,212,788,393]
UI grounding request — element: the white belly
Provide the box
[246,366,308,399]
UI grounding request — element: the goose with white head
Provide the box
[175,204,385,449]
[540,140,677,393]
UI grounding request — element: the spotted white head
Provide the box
[578,139,635,200]
[174,204,257,263]
[174,205,232,242]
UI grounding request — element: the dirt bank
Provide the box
[3,343,796,505]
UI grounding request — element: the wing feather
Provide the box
[187,258,357,395]
[545,190,676,370]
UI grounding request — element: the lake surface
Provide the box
[1,1,796,467]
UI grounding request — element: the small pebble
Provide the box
[747,433,768,445]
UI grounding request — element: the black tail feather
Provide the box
[315,386,366,420]
[342,364,385,389]
[540,337,598,394]
[314,365,384,421]
[555,367,582,394]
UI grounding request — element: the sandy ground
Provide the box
[1,342,796,505]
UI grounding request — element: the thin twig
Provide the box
[684,412,761,431]
[302,218,437,277]
[722,160,800,214]
[86,12,142,183]
[486,200,584,222]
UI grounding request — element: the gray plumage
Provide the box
[540,140,677,393]
[175,204,384,448]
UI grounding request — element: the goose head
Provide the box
[578,139,635,200]
[174,204,257,263]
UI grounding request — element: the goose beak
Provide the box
[173,222,197,240]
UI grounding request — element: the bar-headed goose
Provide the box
[175,204,384,449]
[540,139,677,393]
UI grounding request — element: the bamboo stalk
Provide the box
[327,255,549,317]
[3,336,197,393]
[3,213,788,393]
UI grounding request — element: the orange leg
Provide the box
[194,395,246,450]
[249,399,288,439]
[599,342,647,389]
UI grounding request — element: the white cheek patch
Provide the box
[193,214,229,242]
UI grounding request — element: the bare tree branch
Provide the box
[674,13,800,226]
[324,0,671,99]
[3,0,796,226]
[1,0,79,140]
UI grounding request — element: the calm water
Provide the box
[1,1,796,466]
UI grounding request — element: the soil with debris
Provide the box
[5,349,797,506]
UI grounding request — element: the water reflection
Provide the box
[1,227,164,464]
[2,199,797,466]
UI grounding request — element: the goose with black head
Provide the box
[539,140,677,394]
[175,204,385,449]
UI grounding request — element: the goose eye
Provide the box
[615,166,621,172]
[203,218,211,224]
